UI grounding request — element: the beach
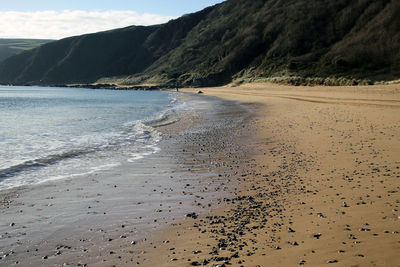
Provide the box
[1,83,399,267]
[0,92,252,266]
[137,83,400,266]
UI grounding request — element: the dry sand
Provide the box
[136,83,400,266]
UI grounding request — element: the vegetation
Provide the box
[0,39,53,62]
[0,0,399,86]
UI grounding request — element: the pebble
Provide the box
[313,233,322,239]
[299,259,306,265]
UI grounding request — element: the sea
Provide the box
[0,86,181,190]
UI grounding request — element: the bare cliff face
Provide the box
[0,0,399,86]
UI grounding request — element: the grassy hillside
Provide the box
[0,0,399,86]
[0,39,53,62]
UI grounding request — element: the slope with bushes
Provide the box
[0,39,53,62]
[0,0,399,86]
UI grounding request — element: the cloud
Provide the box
[0,10,176,39]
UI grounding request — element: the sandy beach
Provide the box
[1,83,399,267]
[135,83,400,266]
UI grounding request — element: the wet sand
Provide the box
[0,94,251,266]
[137,83,400,266]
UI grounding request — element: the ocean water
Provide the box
[0,86,180,190]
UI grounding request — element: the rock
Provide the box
[288,227,296,233]
[313,233,322,239]
[202,259,210,265]
[231,252,239,258]
[186,212,198,219]
[299,259,306,265]
[213,256,229,261]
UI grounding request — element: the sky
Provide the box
[0,0,225,39]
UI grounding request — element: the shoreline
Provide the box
[1,82,399,266]
[134,82,400,266]
[0,92,252,266]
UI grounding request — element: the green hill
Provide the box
[0,0,399,86]
[0,39,53,62]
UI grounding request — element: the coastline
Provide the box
[0,92,252,266]
[136,82,400,266]
[1,83,399,266]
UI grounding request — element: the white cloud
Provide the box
[0,10,176,39]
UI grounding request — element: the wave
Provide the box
[0,92,189,190]
[0,121,161,182]
[0,114,168,186]
[0,149,93,181]
[144,98,191,128]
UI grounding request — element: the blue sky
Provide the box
[0,0,225,39]
[0,0,225,16]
